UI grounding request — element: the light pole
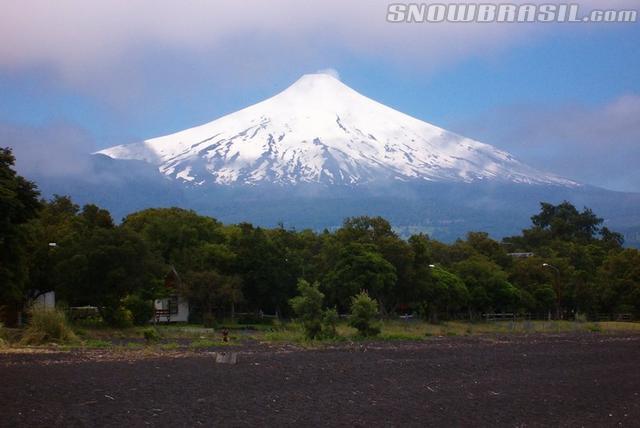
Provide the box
[542,263,561,320]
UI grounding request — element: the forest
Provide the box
[2,147,639,327]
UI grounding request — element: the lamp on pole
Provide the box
[542,263,562,320]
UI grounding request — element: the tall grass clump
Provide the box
[0,322,7,348]
[21,307,77,345]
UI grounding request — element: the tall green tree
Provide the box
[183,270,242,325]
[597,249,640,316]
[53,225,163,325]
[322,243,397,313]
[230,223,295,314]
[123,207,225,272]
[454,255,519,315]
[0,148,41,315]
[530,201,604,242]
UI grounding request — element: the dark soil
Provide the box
[1,333,639,427]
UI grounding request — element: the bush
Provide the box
[143,327,161,343]
[123,295,154,326]
[21,308,77,345]
[349,291,380,337]
[321,308,339,339]
[0,322,6,348]
[289,279,339,340]
[290,280,324,339]
[102,306,133,328]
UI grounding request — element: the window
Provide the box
[169,296,179,315]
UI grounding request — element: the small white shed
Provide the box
[153,295,189,323]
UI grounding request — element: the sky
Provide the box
[1,0,639,191]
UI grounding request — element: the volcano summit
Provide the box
[97,74,575,188]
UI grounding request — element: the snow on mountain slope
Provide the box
[97,73,577,187]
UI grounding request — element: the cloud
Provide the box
[316,68,341,80]
[1,1,638,193]
[1,0,636,100]
[0,121,93,178]
[454,94,640,192]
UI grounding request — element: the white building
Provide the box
[153,267,190,323]
[153,295,189,323]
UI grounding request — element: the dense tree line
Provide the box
[1,147,639,326]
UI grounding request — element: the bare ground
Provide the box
[1,333,639,427]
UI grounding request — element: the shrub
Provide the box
[289,280,339,340]
[102,307,134,328]
[123,295,154,326]
[21,308,77,345]
[289,280,325,339]
[349,291,380,337]
[321,307,339,339]
[142,327,161,343]
[0,322,6,348]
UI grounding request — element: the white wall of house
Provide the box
[153,295,189,323]
[33,291,55,310]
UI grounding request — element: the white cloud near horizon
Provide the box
[455,93,640,192]
[0,121,94,178]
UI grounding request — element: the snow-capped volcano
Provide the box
[97,73,576,187]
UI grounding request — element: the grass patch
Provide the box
[262,322,305,343]
[82,339,111,348]
[125,342,144,349]
[160,342,180,350]
[257,319,631,344]
[151,324,215,339]
[21,308,78,345]
[49,319,640,348]
[587,323,602,333]
[260,322,347,347]
[189,339,217,349]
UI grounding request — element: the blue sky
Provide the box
[1,1,639,191]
